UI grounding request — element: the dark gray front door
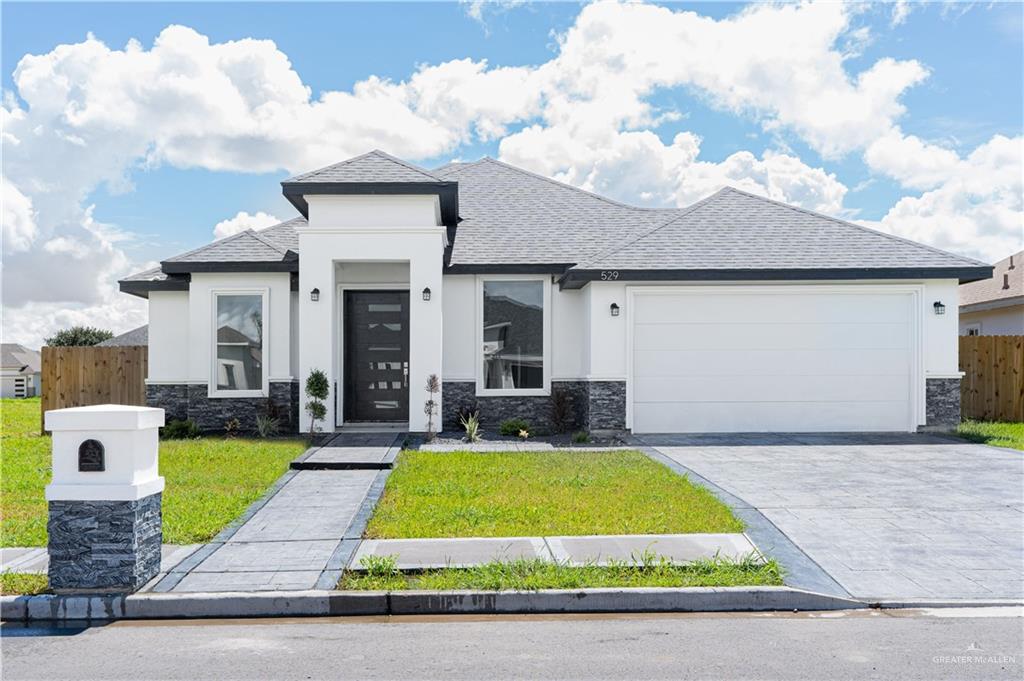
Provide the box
[344,290,410,422]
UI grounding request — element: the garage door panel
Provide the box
[632,293,910,325]
[633,348,910,378]
[634,374,910,403]
[630,289,915,433]
[633,401,910,433]
[633,322,909,352]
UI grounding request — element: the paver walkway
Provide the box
[350,534,758,570]
[156,432,396,592]
[643,433,1024,602]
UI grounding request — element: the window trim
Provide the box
[475,274,551,397]
[210,288,269,398]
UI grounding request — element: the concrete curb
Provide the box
[1,586,866,623]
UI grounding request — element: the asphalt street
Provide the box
[2,608,1021,680]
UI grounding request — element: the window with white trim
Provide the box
[212,292,266,395]
[479,278,547,393]
[964,323,981,337]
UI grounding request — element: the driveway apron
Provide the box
[645,434,1024,602]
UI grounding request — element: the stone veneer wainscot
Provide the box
[146,381,300,433]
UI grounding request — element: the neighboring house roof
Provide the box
[1,344,41,374]
[120,151,992,297]
[96,325,149,347]
[960,250,1024,313]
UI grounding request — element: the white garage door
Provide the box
[630,288,915,433]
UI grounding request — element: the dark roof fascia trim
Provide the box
[160,260,299,274]
[444,263,573,275]
[559,266,995,290]
[960,295,1024,314]
[119,276,191,299]
[281,181,459,226]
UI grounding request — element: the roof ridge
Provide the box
[244,228,289,255]
[433,159,484,178]
[476,157,677,214]
[161,228,262,263]
[719,186,990,268]
[286,149,443,183]
[574,188,730,268]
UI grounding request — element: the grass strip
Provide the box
[340,554,782,591]
[956,421,1024,451]
[0,572,48,596]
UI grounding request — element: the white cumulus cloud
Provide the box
[213,211,281,239]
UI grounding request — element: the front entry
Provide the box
[343,290,410,422]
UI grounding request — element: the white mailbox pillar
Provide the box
[45,405,165,593]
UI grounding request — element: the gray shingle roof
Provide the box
[163,228,293,265]
[285,149,443,184]
[1,343,40,372]
[96,325,148,347]
[122,153,991,292]
[960,250,1024,308]
[434,158,680,266]
[575,187,989,271]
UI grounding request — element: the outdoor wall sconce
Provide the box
[310,288,320,302]
[610,303,620,317]
[422,287,432,301]
[933,301,945,315]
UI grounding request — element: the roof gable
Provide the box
[285,149,443,184]
[960,250,1024,308]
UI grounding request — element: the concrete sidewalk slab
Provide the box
[291,432,401,469]
[2,545,201,576]
[350,533,755,571]
[353,537,550,570]
[547,533,759,566]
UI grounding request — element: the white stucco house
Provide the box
[120,150,991,435]
[959,250,1023,336]
[1,344,41,398]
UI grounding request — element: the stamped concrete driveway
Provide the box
[643,434,1024,602]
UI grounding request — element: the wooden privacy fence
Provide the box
[959,335,1023,422]
[41,346,148,432]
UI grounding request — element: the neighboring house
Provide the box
[959,251,1024,336]
[96,325,149,346]
[119,150,991,435]
[1,344,41,398]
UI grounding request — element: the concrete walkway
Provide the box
[641,433,1024,602]
[350,533,758,570]
[291,432,401,469]
[154,430,399,592]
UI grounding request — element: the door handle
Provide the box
[403,362,409,388]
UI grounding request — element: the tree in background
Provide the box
[44,326,114,346]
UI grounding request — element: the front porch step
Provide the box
[290,433,404,471]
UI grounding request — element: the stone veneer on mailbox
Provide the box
[48,494,162,592]
[441,380,626,434]
[146,381,300,434]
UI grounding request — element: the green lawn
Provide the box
[957,421,1024,451]
[341,555,782,591]
[1,397,305,547]
[0,572,48,595]
[365,450,743,538]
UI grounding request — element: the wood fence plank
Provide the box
[40,346,148,432]
[959,335,1024,422]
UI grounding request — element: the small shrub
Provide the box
[255,414,280,438]
[224,418,241,438]
[161,418,201,440]
[305,369,329,433]
[360,554,400,578]
[550,387,573,433]
[424,374,441,441]
[572,430,590,444]
[499,418,530,436]
[518,428,530,441]
[460,409,482,443]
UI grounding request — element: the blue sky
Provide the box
[2,1,1022,345]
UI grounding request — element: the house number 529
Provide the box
[600,271,619,280]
